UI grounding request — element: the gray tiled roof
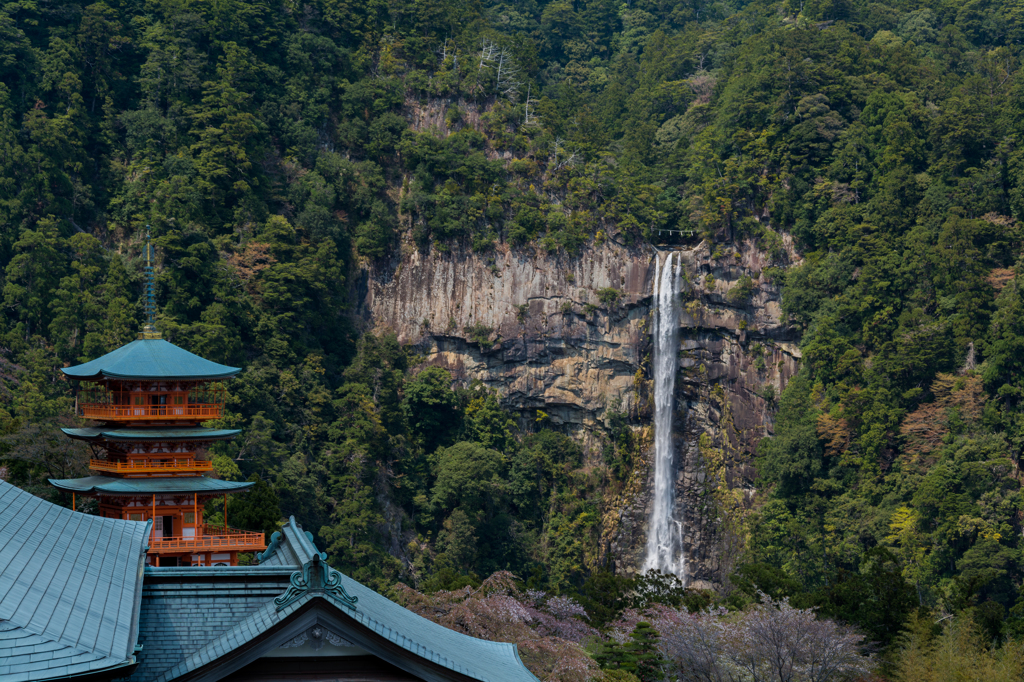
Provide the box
[61,338,240,381]
[273,521,540,682]
[132,569,294,682]
[0,480,150,681]
[49,475,255,496]
[132,518,539,682]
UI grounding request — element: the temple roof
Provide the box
[61,339,240,381]
[0,482,538,682]
[133,518,540,682]
[48,476,254,496]
[0,479,150,681]
[61,427,241,442]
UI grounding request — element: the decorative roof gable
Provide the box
[273,553,358,611]
[135,518,539,682]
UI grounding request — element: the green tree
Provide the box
[227,474,282,539]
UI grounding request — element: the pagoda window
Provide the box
[183,511,196,538]
[128,512,144,522]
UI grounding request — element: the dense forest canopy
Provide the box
[5,0,1024,664]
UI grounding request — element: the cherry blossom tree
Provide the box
[393,571,600,682]
[614,594,872,682]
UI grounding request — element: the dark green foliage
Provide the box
[812,548,918,647]
[3,0,1024,635]
[404,366,460,454]
[730,562,806,603]
[628,622,667,682]
[597,621,666,682]
[572,570,633,628]
[631,569,688,610]
[226,475,283,540]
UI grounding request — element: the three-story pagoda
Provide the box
[49,233,265,567]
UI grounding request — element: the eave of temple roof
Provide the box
[0,480,150,681]
[61,427,241,442]
[48,476,254,496]
[133,517,540,682]
[61,339,240,381]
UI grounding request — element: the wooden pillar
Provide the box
[152,494,156,543]
[71,493,75,511]
[194,493,199,539]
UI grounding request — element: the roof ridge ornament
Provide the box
[256,530,282,563]
[274,554,358,612]
[140,225,161,340]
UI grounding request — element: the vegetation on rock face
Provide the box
[4,0,1024,675]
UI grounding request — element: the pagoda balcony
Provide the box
[89,458,215,476]
[149,525,266,554]
[78,403,224,421]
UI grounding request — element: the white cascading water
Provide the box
[643,251,686,580]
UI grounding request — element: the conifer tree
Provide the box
[627,621,666,682]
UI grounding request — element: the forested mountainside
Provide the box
[5,0,1024,666]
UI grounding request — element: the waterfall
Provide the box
[643,251,685,580]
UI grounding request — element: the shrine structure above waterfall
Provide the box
[48,232,265,567]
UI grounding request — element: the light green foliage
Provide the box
[462,322,496,349]
[727,274,755,304]
[212,454,243,481]
[431,441,505,514]
[596,287,621,306]
[892,612,1024,682]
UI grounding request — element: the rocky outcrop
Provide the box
[606,240,802,586]
[354,235,801,587]
[357,239,653,444]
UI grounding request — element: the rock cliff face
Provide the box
[354,237,801,587]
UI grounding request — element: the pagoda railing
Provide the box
[89,458,214,475]
[149,528,265,553]
[201,523,251,536]
[78,403,224,421]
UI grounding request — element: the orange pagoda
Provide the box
[49,232,265,567]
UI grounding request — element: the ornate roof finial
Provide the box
[140,225,161,340]
[274,554,358,611]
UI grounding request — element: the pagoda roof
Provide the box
[132,517,540,682]
[62,338,240,381]
[48,476,254,496]
[0,479,151,681]
[61,426,241,442]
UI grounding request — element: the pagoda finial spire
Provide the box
[140,225,161,340]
